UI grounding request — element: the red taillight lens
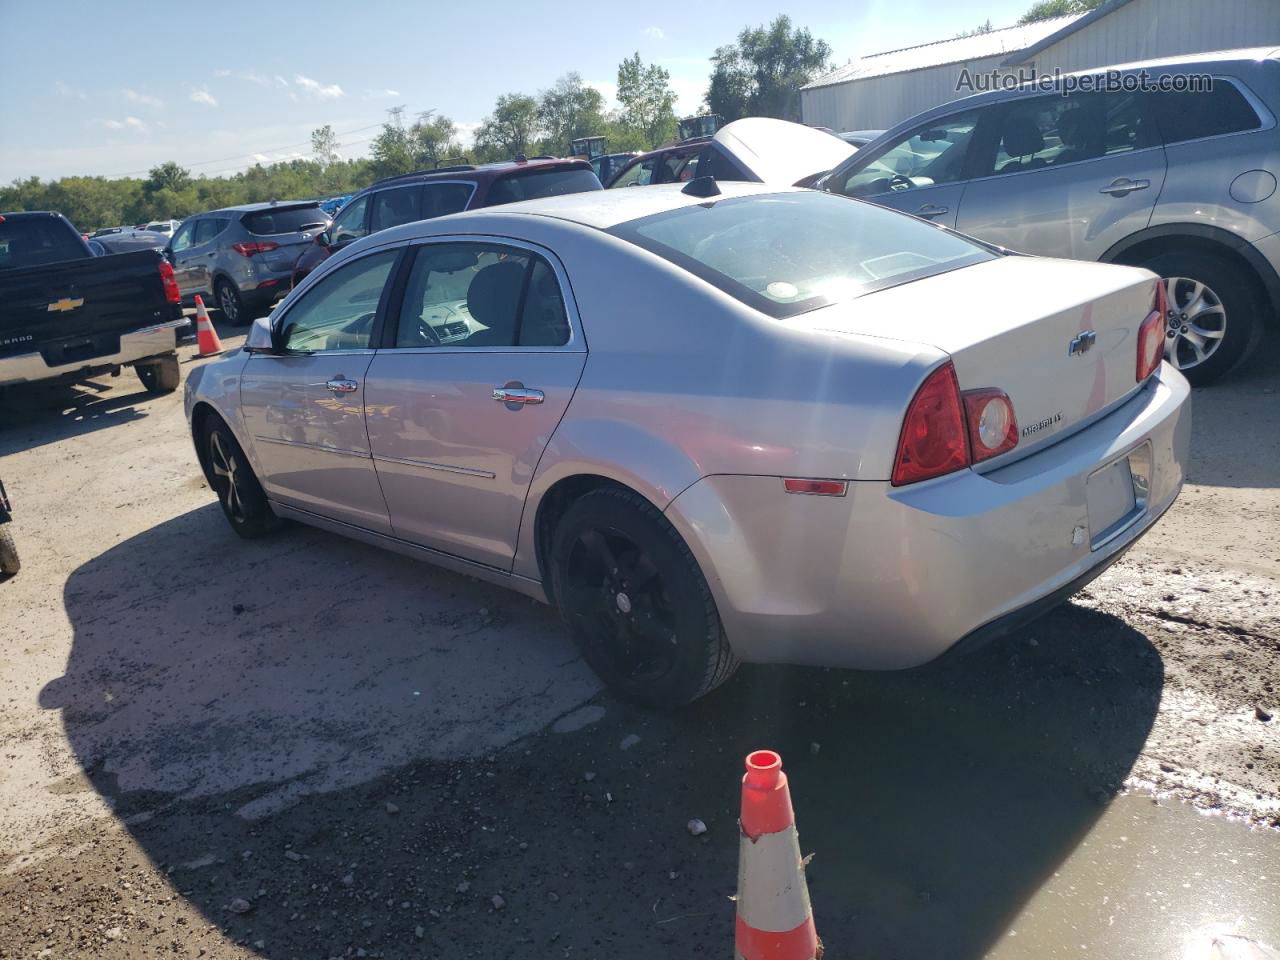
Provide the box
[1137,282,1166,381]
[158,258,181,304]
[231,241,280,257]
[963,388,1018,462]
[891,361,970,486]
[783,478,848,496]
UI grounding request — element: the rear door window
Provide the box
[241,205,328,235]
[1147,81,1263,143]
[420,182,474,218]
[371,186,423,232]
[484,167,601,206]
[193,219,222,245]
[985,92,1145,176]
[0,217,87,269]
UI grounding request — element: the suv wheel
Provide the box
[1134,251,1262,386]
[215,278,246,325]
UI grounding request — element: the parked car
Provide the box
[165,201,331,324]
[95,228,170,255]
[606,118,856,188]
[821,48,1280,385]
[184,183,1189,706]
[590,152,640,186]
[140,219,181,236]
[290,157,601,285]
[0,211,185,393]
[0,476,17,579]
[319,195,351,218]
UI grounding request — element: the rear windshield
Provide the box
[241,205,329,236]
[608,191,994,319]
[484,167,601,207]
[0,217,87,270]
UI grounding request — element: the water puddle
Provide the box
[985,792,1279,959]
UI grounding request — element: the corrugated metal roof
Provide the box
[802,15,1085,90]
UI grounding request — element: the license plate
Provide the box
[1086,447,1148,549]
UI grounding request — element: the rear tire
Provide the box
[1132,251,1263,386]
[215,278,246,326]
[201,416,279,539]
[136,354,180,394]
[550,487,738,708]
[0,525,19,578]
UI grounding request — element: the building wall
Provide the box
[803,0,1280,133]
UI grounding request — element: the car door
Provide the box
[954,91,1166,260]
[238,248,401,533]
[827,110,987,229]
[168,220,200,296]
[363,238,587,570]
[188,217,225,295]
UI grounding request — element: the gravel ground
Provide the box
[1,324,1277,958]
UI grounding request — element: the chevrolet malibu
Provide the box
[184,181,1190,707]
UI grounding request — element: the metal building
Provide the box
[801,0,1280,132]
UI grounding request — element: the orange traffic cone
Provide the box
[193,295,223,357]
[735,750,822,960]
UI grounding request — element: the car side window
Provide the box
[1147,82,1262,144]
[395,243,570,348]
[170,222,195,253]
[420,182,473,218]
[331,194,370,245]
[370,186,421,232]
[985,92,1141,176]
[612,157,656,188]
[278,250,398,353]
[193,219,221,245]
[838,112,980,197]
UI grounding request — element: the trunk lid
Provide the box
[798,255,1159,453]
[713,118,857,186]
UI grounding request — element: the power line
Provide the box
[202,135,376,177]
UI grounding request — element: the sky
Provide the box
[0,0,1035,183]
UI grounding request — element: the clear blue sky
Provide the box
[0,0,1033,182]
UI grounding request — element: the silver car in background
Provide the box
[184,183,1189,706]
[822,47,1280,384]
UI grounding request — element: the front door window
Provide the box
[278,250,398,352]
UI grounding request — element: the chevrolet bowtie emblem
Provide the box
[46,297,85,313]
[1068,330,1097,356]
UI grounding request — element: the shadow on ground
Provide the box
[0,377,158,454]
[1185,332,1280,488]
[37,500,1164,958]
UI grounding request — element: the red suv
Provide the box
[293,157,600,282]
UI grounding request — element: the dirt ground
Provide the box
[1,321,1278,959]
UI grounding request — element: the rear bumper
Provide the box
[0,319,184,386]
[663,366,1191,669]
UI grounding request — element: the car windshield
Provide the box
[241,205,329,235]
[484,167,601,206]
[609,190,994,318]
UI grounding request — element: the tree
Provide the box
[410,110,461,167]
[616,53,678,148]
[956,19,994,37]
[1018,0,1104,24]
[311,124,340,166]
[538,74,607,153]
[474,94,541,160]
[705,15,832,122]
[144,161,192,195]
[369,106,416,178]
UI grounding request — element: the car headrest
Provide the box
[1001,114,1044,158]
[466,259,526,332]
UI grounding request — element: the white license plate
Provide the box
[1087,454,1137,548]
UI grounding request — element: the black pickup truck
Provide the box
[0,211,187,395]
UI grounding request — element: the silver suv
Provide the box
[822,47,1280,385]
[167,202,330,324]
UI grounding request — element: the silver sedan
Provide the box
[184,182,1190,706]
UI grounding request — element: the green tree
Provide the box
[538,73,607,153]
[369,106,416,178]
[311,124,340,166]
[956,19,994,37]
[616,53,678,148]
[144,161,192,195]
[1018,0,1103,23]
[706,15,832,122]
[410,110,462,167]
[474,94,541,160]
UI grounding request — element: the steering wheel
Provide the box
[414,316,442,346]
[887,173,915,192]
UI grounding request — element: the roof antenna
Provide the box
[682,176,720,198]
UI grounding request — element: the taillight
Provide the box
[231,241,280,257]
[158,258,181,304]
[1137,282,1166,381]
[891,361,970,486]
[963,389,1018,462]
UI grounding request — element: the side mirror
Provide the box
[162,247,174,262]
[244,316,277,354]
[315,231,331,247]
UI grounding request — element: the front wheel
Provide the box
[0,524,19,578]
[550,487,738,708]
[215,278,246,326]
[201,417,279,538]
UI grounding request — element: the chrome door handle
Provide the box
[325,378,359,394]
[492,386,544,405]
[915,202,949,218]
[1099,178,1150,196]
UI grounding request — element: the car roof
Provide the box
[367,156,591,191]
[204,200,324,214]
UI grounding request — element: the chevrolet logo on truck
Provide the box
[46,296,85,313]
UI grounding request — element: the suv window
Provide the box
[838,112,980,197]
[331,194,369,246]
[421,182,473,218]
[241,205,328,236]
[654,148,703,184]
[484,167,600,206]
[1148,81,1262,144]
[0,217,86,269]
[395,242,569,348]
[986,92,1143,176]
[193,219,224,245]
[610,157,656,188]
[170,221,196,254]
[279,250,398,353]
[370,186,421,232]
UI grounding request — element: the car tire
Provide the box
[0,524,19,578]
[550,487,738,708]
[136,354,180,394]
[215,278,247,326]
[201,416,280,539]
[1132,250,1263,386]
